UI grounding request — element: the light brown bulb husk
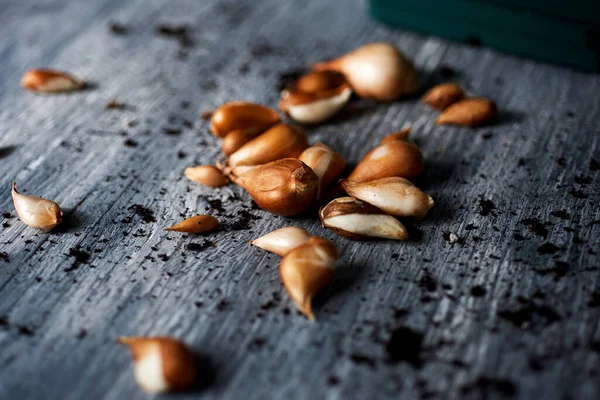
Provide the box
[313,43,418,102]
[436,97,498,127]
[164,215,218,234]
[347,140,423,182]
[422,83,465,110]
[210,102,280,138]
[279,236,338,320]
[184,165,228,187]
[227,123,308,168]
[298,142,346,199]
[279,71,351,124]
[251,226,311,256]
[21,69,86,93]
[342,177,434,219]
[319,197,408,240]
[380,126,411,144]
[11,182,63,232]
[118,336,198,393]
[232,158,319,216]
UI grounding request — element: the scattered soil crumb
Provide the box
[123,204,156,224]
[349,353,377,369]
[109,22,128,35]
[201,110,213,120]
[477,198,496,217]
[105,100,125,110]
[155,24,195,48]
[385,326,424,367]
[537,243,560,255]
[519,218,549,238]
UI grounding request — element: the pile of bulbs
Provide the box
[12,42,496,394]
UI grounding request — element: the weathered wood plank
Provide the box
[1,0,599,399]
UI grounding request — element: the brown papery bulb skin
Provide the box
[298,142,345,198]
[209,102,280,138]
[227,123,309,168]
[313,43,418,102]
[233,158,319,216]
[279,236,338,320]
[347,140,423,182]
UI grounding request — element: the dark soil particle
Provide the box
[588,291,600,308]
[438,65,455,78]
[550,210,570,219]
[123,138,138,147]
[155,24,195,48]
[76,329,87,339]
[519,218,549,238]
[207,199,225,213]
[590,158,599,171]
[0,316,8,326]
[2,212,12,219]
[477,198,496,217]
[124,204,156,224]
[248,337,266,351]
[163,127,181,136]
[556,157,567,166]
[327,375,340,386]
[569,188,587,199]
[185,240,214,251]
[418,272,437,292]
[537,243,560,255]
[534,261,569,281]
[0,252,9,262]
[216,299,231,311]
[18,326,34,336]
[106,100,125,110]
[349,353,377,369]
[460,377,517,397]
[109,22,128,35]
[385,326,424,367]
[470,285,486,297]
[464,223,478,231]
[65,248,90,272]
[177,151,187,159]
[498,299,561,329]
[157,253,168,261]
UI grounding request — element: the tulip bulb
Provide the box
[21,69,86,93]
[210,102,280,138]
[184,165,228,187]
[279,70,352,124]
[251,226,311,256]
[118,336,198,393]
[232,158,318,216]
[313,42,418,102]
[422,83,465,110]
[380,126,411,144]
[11,182,63,232]
[280,236,338,320]
[342,177,434,219]
[298,142,345,199]
[347,140,423,182]
[221,127,264,156]
[228,123,308,168]
[319,197,408,240]
[164,215,218,234]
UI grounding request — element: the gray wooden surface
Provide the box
[1,0,599,399]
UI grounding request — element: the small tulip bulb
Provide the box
[251,226,311,256]
[118,336,198,394]
[11,182,63,232]
[280,236,338,320]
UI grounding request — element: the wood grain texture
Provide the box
[1,0,599,399]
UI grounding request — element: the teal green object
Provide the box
[369,0,600,72]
